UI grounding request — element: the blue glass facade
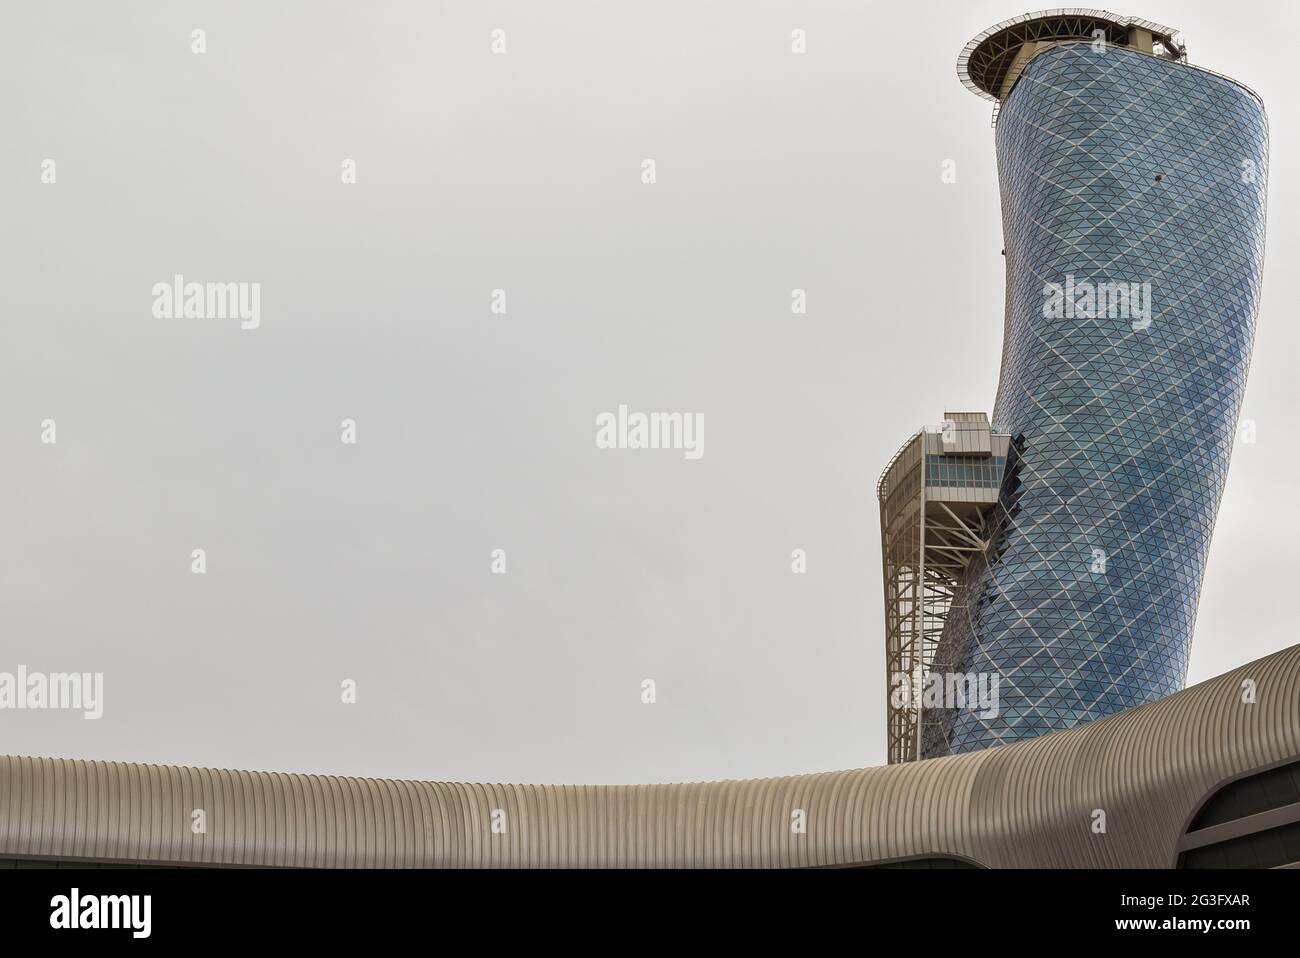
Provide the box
[921,44,1268,757]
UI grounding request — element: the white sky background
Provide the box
[1,0,1296,784]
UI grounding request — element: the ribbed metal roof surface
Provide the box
[2,642,1297,867]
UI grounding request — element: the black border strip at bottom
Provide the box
[0,867,1287,944]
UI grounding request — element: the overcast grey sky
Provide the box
[1,0,1296,785]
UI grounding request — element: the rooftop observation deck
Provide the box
[957,9,1185,102]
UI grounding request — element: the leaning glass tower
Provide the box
[913,12,1268,758]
